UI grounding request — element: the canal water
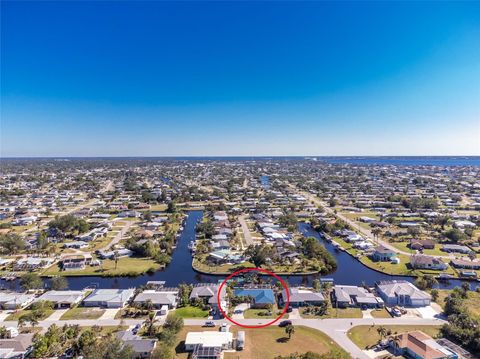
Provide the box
[2,210,477,291]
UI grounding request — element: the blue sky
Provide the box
[1,1,479,157]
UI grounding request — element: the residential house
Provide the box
[13,257,53,272]
[376,280,431,307]
[0,333,34,359]
[410,239,435,251]
[189,284,227,312]
[441,244,472,254]
[61,254,93,271]
[281,288,325,308]
[0,293,36,310]
[410,255,448,271]
[83,289,135,308]
[332,285,381,309]
[450,258,480,270]
[394,331,458,359]
[116,331,157,359]
[36,290,85,308]
[185,331,233,352]
[372,246,397,262]
[234,288,276,309]
[133,289,178,309]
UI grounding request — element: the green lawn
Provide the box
[300,306,362,319]
[5,309,54,321]
[348,325,441,349]
[370,308,392,318]
[175,325,348,359]
[243,306,288,319]
[60,307,106,320]
[42,257,161,277]
[174,305,209,318]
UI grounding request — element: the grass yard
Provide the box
[348,325,441,349]
[370,308,392,318]
[300,306,362,319]
[174,325,348,359]
[243,306,288,319]
[434,289,480,320]
[5,309,54,321]
[174,305,209,318]
[42,257,161,277]
[60,307,106,320]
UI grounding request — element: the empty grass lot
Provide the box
[60,307,106,320]
[174,305,209,318]
[348,325,441,349]
[434,289,480,320]
[5,309,54,321]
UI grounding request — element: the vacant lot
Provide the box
[434,289,480,320]
[60,307,106,320]
[348,325,441,349]
[174,305,209,318]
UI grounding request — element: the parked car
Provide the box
[278,320,292,327]
[204,321,216,327]
[391,308,402,317]
[132,323,142,334]
[286,307,293,313]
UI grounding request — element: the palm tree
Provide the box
[143,299,154,312]
[371,228,382,245]
[114,250,119,269]
[144,311,158,337]
[285,324,295,339]
[377,326,387,341]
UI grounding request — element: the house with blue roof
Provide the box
[234,288,276,309]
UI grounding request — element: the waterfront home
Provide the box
[61,254,93,270]
[393,331,458,359]
[332,285,381,309]
[281,288,325,308]
[189,284,227,312]
[185,331,233,352]
[410,254,448,271]
[83,289,135,308]
[234,288,276,309]
[63,240,89,249]
[133,288,178,309]
[450,258,480,270]
[36,290,86,308]
[0,292,36,310]
[441,244,473,254]
[0,333,34,358]
[371,246,397,262]
[13,257,53,272]
[410,239,435,250]
[207,250,243,265]
[97,248,133,259]
[376,280,431,307]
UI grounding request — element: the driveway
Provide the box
[232,304,250,319]
[99,308,121,320]
[46,309,69,321]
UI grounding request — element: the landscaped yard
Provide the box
[174,325,348,359]
[243,306,288,319]
[42,257,161,276]
[174,305,209,318]
[60,307,106,320]
[300,305,362,319]
[5,308,54,321]
[348,325,441,349]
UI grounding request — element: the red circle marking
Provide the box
[216,267,290,328]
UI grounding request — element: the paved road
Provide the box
[0,314,445,359]
[99,220,136,252]
[238,215,254,246]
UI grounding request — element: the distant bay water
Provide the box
[1,156,479,166]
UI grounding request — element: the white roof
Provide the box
[185,331,232,348]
